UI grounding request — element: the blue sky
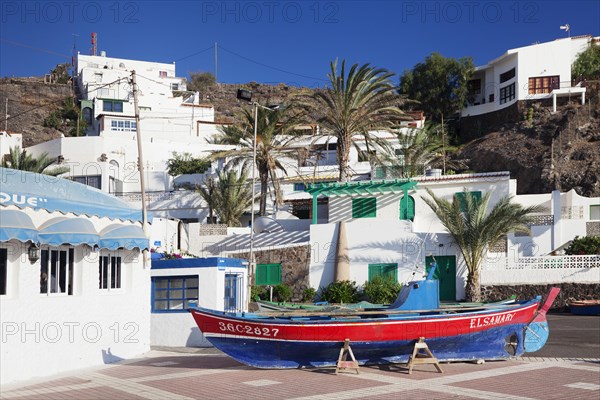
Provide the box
[1,1,599,87]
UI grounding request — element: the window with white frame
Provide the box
[171,83,179,91]
[110,119,137,132]
[0,248,7,295]
[40,248,74,295]
[99,255,122,290]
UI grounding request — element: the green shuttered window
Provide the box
[352,197,376,218]
[256,263,282,285]
[368,263,398,282]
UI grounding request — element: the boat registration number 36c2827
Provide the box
[218,321,280,337]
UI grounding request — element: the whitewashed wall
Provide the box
[149,218,180,253]
[0,240,150,385]
[0,132,23,159]
[308,219,463,297]
[516,38,572,100]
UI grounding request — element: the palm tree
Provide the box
[382,124,465,178]
[1,146,68,176]
[212,169,253,227]
[422,188,545,302]
[298,59,407,182]
[196,176,218,224]
[212,105,302,216]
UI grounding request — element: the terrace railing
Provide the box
[482,254,600,285]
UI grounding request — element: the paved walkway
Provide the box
[1,350,599,400]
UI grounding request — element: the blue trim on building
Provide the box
[151,257,247,270]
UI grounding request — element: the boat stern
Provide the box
[523,287,560,353]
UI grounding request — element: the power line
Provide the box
[0,38,70,60]
[135,73,177,89]
[174,45,214,62]
[217,45,327,82]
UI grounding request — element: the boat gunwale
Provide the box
[189,300,539,327]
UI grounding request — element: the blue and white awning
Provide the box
[38,217,100,247]
[98,224,149,250]
[1,168,150,249]
[0,168,150,222]
[0,209,38,243]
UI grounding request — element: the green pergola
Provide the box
[304,179,418,224]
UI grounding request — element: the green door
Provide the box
[399,195,415,221]
[425,256,456,301]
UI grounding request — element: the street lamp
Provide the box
[235,89,279,311]
[237,89,259,312]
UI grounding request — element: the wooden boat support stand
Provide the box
[336,337,444,375]
[407,337,443,374]
[335,339,360,375]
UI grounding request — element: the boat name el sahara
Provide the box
[469,313,515,329]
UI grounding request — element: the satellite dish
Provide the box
[253,216,284,234]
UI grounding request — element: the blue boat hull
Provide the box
[205,323,528,369]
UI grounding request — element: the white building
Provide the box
[15,53,240,223]
[197,172,599,301]
[150,257,248,348]
[0,167,151,385]
[76,53,217,141]
[462,35,598,117]
[25,135,230,221]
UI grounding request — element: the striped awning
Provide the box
[0,209,38,243]
[98,224,149,250]
[38,217,100,247]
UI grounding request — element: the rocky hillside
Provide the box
[0,77,73,147]
[197,82,313,123]
[456,83,600,197]
[1,77,599,197]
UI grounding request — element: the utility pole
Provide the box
[214,42,218,83]
[4,98,8,132]
[441,114,446,175]
[131,70,150,264]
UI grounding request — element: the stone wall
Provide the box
[231,245,311,300]
[587,222,600,236]
[199,224,227,236]
[481,283,600,310]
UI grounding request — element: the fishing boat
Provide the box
[568,300,600,316]
[189,266,559,369]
